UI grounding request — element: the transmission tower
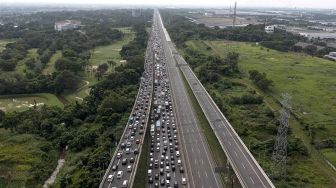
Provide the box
[271,93,291,178]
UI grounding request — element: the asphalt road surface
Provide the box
[144,13,191,188]
[157,10,275,188]
[155,10,223,188]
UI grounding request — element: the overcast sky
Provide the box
[1,0,336,9]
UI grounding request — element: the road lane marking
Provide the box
[250,176,255,184]
[241,163,246,169]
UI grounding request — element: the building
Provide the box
[265,25,275,33]
[324,52,336,61]
[54,20,81,31]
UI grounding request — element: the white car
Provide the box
[117,152,122,159]
[127,165,132,172]
[117,171,123,179]
[107,174,114,182]
[125,148,130,154]
[182,177,187,185]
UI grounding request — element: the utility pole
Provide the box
[233,2,237,27]
[271,93,291,178]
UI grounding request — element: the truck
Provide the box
[150,124,155,136]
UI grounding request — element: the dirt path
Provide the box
[43,159,65,188]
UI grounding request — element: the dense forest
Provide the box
[0,10,152,95]
[0,10,151,187]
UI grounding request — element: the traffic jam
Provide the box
[101,22,155,188]
[146,18,187,188]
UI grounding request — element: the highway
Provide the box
[99,22,155,188]
[157,10,276,188]
[145,15,188,187]
[155,10,223,188]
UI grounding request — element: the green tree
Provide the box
[225,52,240,72]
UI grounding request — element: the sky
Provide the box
[1,0,336,9]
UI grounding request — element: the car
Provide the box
[117,171,123,179]
[125,148,130,154]
[122,158,127,165]
[154,182,159,188]
[107,174,114,182]
[177,159,181,166]
[134,148,139,154]
[171,165,176,171]
[160,168,164,175]
[174,181,178,188]
[127,165,132,172]
[112,165,118,171]
[122,180,128,188]
[165,166,170,172]
[166,180,170,186]
[166,173,171,180]
[117,152,122,159]
[130,157,135,163]
[136,139,140,144]
[176,151,180,157]
[160,179,165,186]
[182,177,187,185]
[155,173,159,180]
[180,166,184,173]
[148,177,153,184]
[126,142,132,148]
[148,169,152,177]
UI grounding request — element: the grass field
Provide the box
[89,31,134,68]
[0,93,63,112]
[63,28,135,103]
[0,39,15,52]
[43,50,62,75]
[183,39,336,187]
[203,40,336,141]
[0,128,58,187]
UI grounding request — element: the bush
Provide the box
[249,70,273,90]
[230,93,263,105]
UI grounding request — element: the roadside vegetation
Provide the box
[0,10,151,187]
[162,11,336,187]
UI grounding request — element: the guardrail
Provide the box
[99,28,154,188]
[176,55,275,188]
